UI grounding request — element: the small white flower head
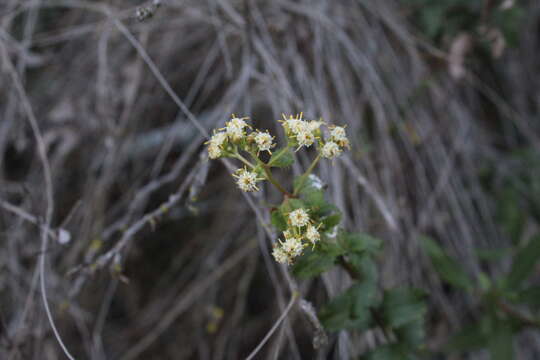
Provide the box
[208,144,221,159]
[306,225,320,245]
[210,131,227,147]
[289,208,310,227]
[290,120,308,135]
[254,131,275,153]
[206,131,228,159]
[321,141,342,159]
[330,125,350,148]
[280,113,306,135]
[281,236,304,258]
[283,229,293,240]
[232,168,262,192]
[272,245,289,264]
[225,115,249,141]
[296,128,315,149]
[308,120,324,132]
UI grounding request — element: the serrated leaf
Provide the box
[292,249,337,279]
[342,232,383,254]
[396,318,425,347]
[268,147,293,168]
[347,253,378,284]
[319,282,376,331]
[382,287,426,329]
[507,235,540,290]
[420,236,473,290]
[270,209,287,232]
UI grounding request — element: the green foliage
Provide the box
[496,188,526,244]
[488,320,514,360]
[270,209,287,231]
[268,147,293,168]
[420,236,474,290]
[292,242,344,279]
[506,235,540,290]
[319,281,378,331]
[401,0,524,54]
[364,344,417,360]
[381,288,426,329]
[425,230,540,360]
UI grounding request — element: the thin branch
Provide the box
[245,291,299,360]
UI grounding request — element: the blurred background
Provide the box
[1,0,539,359]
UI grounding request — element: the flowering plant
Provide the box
[207,113,428,358]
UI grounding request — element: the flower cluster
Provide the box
[272,208,322,265]
[232,168,263,192]
[205,113,349,193]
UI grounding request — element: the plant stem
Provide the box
[246,148,294,197]
[234,152,255,169]
[293,154,321,196]
[262,164,294,197]
[496,299,540,327]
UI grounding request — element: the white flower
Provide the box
[330,126,346,140]
[289,208,310,227]
[272,246,289,264]
[281,236,304,258]
[281,114,307,135]
[306,225,320,245]
[225,116,249,141]
[296,129,315,148]
[210,131,227,147]
[330,126,350,148]
[321,141,341,159]
[308,120,324,132]
[254,131,275,153]
[232,168,262,192]
[283,230,293,240]
[206,131,228,159]
[229,117,248,129]
[208,144,221,159]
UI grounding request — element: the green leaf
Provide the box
[507,235,540,289]
[382,287,426,329]
[517,286,540,309]
[292,248,337,279]
[496,188,525,244]
[319,282,377,331]
[320,212,342,231]
[292,241,344,279]
[281,198,305,213]
[365,344,417,360]
[268,147,293,168]
[476,247,511,262]
[488,320,514,360]
[397,319,425,347]
[347,253,378,285]
[419,236,473,290]
[270,209,287,232]
[342,232,383,254]
[446,322,487,352]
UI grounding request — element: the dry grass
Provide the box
[1,0,539,359]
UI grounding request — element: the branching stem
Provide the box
[293,154,321,196]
